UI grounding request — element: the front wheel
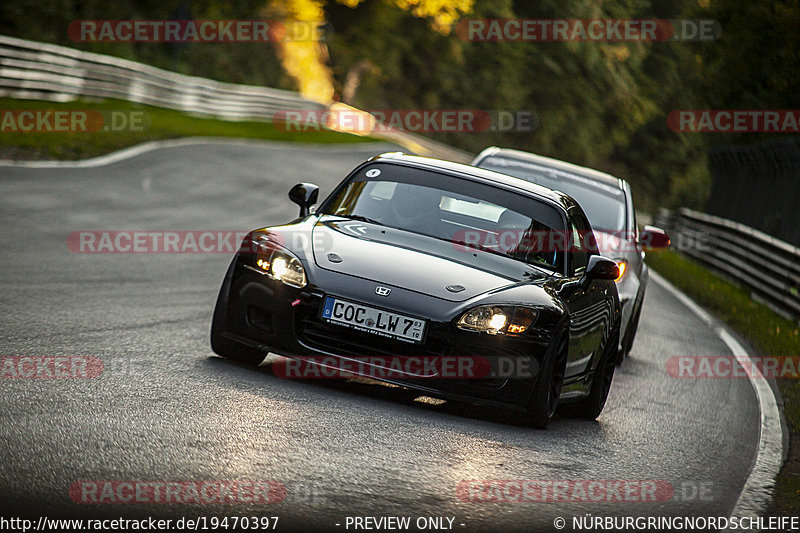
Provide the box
[210,321,266,366]
[521,333,568,429]
[210,268,266,367]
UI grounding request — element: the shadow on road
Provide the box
[203,355,604,434]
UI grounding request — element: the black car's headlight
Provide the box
[456,306,538,335]
[254,242,307,288]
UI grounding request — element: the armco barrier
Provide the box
[656,207,800,318]
[0,34,472,162]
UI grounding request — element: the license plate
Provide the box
[320,296,426,344]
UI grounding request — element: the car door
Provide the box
[561,208,613,380]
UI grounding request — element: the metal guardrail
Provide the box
[656,207,800,318]
[0,34,325,119]
[0,34,472,163]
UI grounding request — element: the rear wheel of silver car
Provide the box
[523,332,568,429]
[620,302,643,361]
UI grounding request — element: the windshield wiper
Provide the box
[523,266,557,279]
[450,238,557,278]
[339,214,385,226]
[449,238,498,256]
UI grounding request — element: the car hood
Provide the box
[311,218,522,302]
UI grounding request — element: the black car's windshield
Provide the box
[319,163,567,272]
[479,156,626,233]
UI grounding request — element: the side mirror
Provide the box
[288,183,320,217]
[639,225,671,251]
[561,255,619,295]
[582,255,620,287]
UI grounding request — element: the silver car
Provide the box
[472,147,670,363]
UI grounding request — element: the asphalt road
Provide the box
[0,140,761,532]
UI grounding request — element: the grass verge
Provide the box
[646,249,800,513]
[0,97,376,161]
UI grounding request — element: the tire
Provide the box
[617,300,643,365]
[210,262,266,366]
[522,332,568,429]
[569,326,619,420]
[210,317,266,366]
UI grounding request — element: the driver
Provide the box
[389,183,443,237]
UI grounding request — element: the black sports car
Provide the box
[211,153,621,428]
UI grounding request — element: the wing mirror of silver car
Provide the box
[639,226,671,251]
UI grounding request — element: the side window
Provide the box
[570,219,588,276]
[568,208,596,276]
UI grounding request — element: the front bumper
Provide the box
[216,256,555,411]
[615,269,643,349]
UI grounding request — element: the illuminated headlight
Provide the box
[457,306,538,335]
[614,260,627,283]
[255,243,307,288]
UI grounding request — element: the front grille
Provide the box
[298,313,449,358]
[295,298,513,390]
